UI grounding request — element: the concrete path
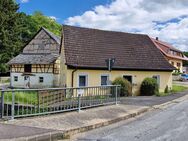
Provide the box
[72,97,188,141]
[0,123,55,140]
[5,105,148,131]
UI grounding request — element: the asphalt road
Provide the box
[73,99,188,141]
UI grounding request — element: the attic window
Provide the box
[24,64,32,73]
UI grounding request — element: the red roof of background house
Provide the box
[151,38,188,61]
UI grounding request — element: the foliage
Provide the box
[0,0,23,72]
[3,91,38,104]
[171,85,188,93]
[112,77,132,96]
[0,1,61,73]
[164,85,169,93]
[156,85,188,97]
[140,77,159,96]
[31,11,61,36]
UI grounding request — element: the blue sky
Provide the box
[16,0,188,51]
[16,0,111,23]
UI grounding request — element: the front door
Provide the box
[24,76,30,88]
[123,75,132,84]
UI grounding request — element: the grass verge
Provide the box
[156,85,188,97]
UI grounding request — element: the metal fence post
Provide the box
[78,94,81,112]
[1,91,4,118]
[115,86,118,105]
[11,90,15,120]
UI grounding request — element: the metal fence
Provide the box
[0,85,120,120]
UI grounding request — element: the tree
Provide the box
[0,1,61,73]
[0,0,24,73]
[31,11,61,36]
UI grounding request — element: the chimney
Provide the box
[156,37,159,40]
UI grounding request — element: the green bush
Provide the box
[164,85,169,93]
[112,77,132,96]
[140,78,159,96]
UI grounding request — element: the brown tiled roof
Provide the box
[151,38,188,61]
[63,25,175,71]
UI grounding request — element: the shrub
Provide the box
[140,78,159,96]
[112,77,132,96]
[164,85,169,93]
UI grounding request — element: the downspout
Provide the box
[71,68,77,87]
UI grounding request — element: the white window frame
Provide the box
[152,75,160,87]
[78,73,88,87]
[100,74,110,86]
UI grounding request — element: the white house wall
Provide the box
[11,73,55,88]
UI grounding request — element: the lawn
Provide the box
[1,91,38,105]
[156,85,188,97]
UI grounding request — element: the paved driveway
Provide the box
[120,90,188,107]
[173,81,188,87]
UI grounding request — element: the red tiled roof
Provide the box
[63,25,175,71]
[151,38,188,61]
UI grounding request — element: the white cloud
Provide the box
[49,16,58,21]
[65,0,188,51]
[20,0,29,3]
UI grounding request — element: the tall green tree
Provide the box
[0,0,24,73]
[31,11,61,36]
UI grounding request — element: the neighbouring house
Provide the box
[8,25,175,95]
[151,37,188,73]
[8,27,61,88]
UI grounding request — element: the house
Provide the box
[60,25,175,95]
[8,25,175,95]
[8,27,61,88]
[151,37,188,73]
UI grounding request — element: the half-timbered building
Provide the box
[8,27,61,88]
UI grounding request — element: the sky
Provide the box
[17,0,188,51]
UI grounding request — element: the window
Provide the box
[78,75,88,87]
[24,64,32,73]
[123,75,133,84]
[101,75,109,86]
[14,76,18,82]
[177,62,181,67]
[171,61,174,66]
[153,75,160,87]
[39,77,44,83]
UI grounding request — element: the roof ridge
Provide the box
[41,27,61,44]
[63,24,148,37]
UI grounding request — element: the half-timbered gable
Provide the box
[8,27,61,88]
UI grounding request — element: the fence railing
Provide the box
[0,85,120,120]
